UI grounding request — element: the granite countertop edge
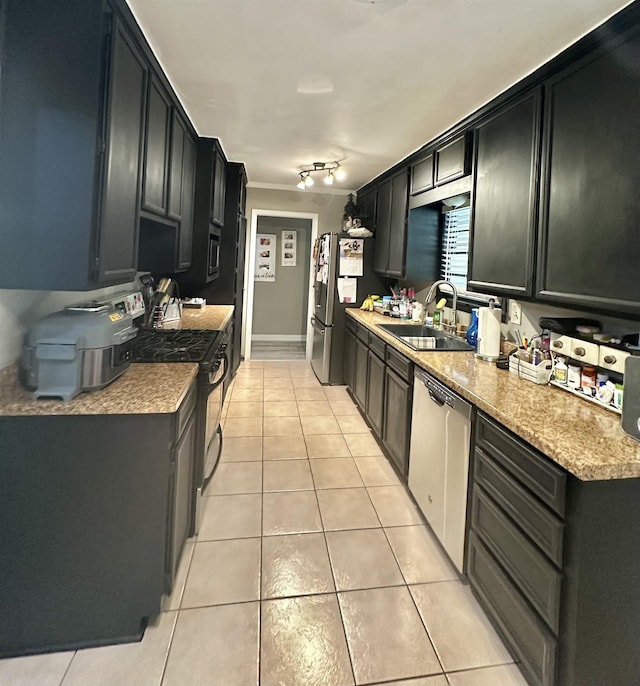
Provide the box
[347,309,640,482]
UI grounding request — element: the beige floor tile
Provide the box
[263,416,303,436]
[344,432,383,456]
[261,595,354,686]
[305,433,351,458]
[163,540,195,611]
[330,400,360,415]
[263,401,299,417]
[263,367,292,378]
[0,652,74,686]
[447,664,528,686]
[294,386,327,401]
[410,581,513,672]
[263,435,308,460]
[291,376,322,388]
[336,415,370,434]
[162,603,259,686]
[229,387,263,402]
[297,400,333,416]
[182,538,261,608]
[225,402,264,418]
[263,491,323,535]
[261,533,335,599]
[233,376,264,389]
[207,462,263,495]
[354,456,400,486]
[323,386,351,402]
[325,528,404,591]
[241,360,264,368]
[367,486,423,526]
[223,416,263,437]
[385,525,458,584]
[220,436,262,462]
[264,387,296,402]
[339,586,442,684]
[59,612,177,686]
[310,458,364,489]
[199,494,262,541]
[316,488,381,531]
[267,377,294,389]
[301,415,342,435]
[263,460,314,492]
[370,676,448,686]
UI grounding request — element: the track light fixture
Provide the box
[296,161,345,190]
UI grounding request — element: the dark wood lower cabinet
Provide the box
[343,328,356,392]
[366,350,385,437]
[382,366,412,477]
[354,338,368,411]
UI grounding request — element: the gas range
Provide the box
[131,328,224,369]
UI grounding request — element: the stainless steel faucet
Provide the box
[425,280,458,328]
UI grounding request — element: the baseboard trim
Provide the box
[251,334,306,342]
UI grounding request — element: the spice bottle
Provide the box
[554,356,568,384]
[567,363,582,389]
[581,365,597,389]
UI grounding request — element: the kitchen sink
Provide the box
[377,323,473,352]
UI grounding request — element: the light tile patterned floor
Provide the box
[0,361,528,686]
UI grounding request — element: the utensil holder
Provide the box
[509,354,553,384]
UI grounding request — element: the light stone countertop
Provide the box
[161,304,234,331]
[348,309,640,481]
[0,363,198,417]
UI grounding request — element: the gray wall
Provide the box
[252,216,312,337]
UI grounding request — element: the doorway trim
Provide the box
[243,209,319,360]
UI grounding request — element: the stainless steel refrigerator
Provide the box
[311,233,389,384]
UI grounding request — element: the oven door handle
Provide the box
[206,352,229,395]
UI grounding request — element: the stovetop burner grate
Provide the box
[131,329,223,365]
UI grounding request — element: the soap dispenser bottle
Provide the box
[467,309,479,348]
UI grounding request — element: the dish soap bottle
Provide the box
[466,308,479,348]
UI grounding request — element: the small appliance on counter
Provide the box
[20,291,145,401]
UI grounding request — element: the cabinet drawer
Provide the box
[476,414,566,517]
[356,323,369,344]
[368,332,386,360]
[549,333,572,356]
[175,382,197,441]
[468,531,557,686]
[569,338,599,366]
[599,345,629,374]
[385,347,413,382]
[471,486,562,632]
[474,448,564,567]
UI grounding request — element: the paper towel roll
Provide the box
[476,306,501,361]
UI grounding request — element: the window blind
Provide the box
[440,206,470,291]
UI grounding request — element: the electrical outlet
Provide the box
[510,301,522,326]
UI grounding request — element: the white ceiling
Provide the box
[127,0,632,192]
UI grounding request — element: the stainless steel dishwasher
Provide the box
[408,368,472,573]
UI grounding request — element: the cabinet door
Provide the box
[168,112,185,221]
[354,338,369,411]
[411,153,434,195]
[343,329,356,392]
[142,78,171,215]
[383,367,412,477]
[387,169,409,277]
[469,90,541,297]
[210,146,226,227]
[358,188,377,233]
[366,350,385,438]
[435,134,470,185]
[538,30,640,315]
[178,134,196,270]
[97,19,147,285]
[168,411,195,590]
[373,178,392,274]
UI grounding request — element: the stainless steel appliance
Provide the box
[20,292,145,400]
[311,232,387,384]
[131,328,228,534]
[408,369,472,573]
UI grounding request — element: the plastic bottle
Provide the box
[433,309,441,328]
[568,363,582,389]
[581,365,597,389]
[466,309,479,347]
[554,356,568,384]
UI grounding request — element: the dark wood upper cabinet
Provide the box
[468,89,542,297]
[373,178,393,274]
[177,134,197,271]
[435,134,471,186]
[373,169,408,277]
[357,187,377,233]
[410,153,434,195]
[537,25,640,315]
[168,111,186,221]
[142,78,171,215]
[0,3,147,290]
[210,143,227,227]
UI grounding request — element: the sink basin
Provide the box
[377,323,473,352]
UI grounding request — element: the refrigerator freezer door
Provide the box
[310,316,333,384]
[313,234,337,327]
